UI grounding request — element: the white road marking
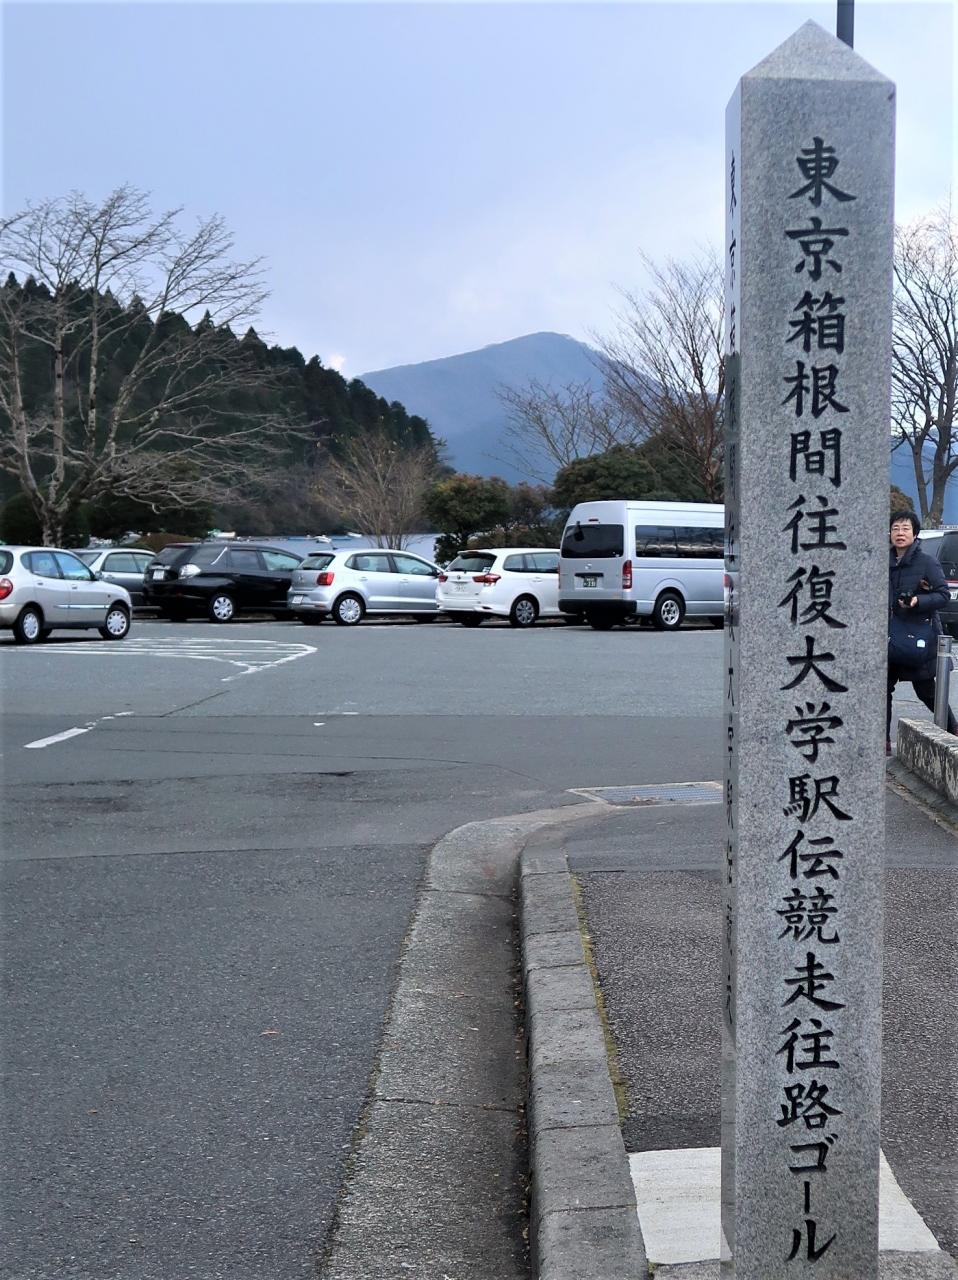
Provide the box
[5,637,317,681]
[628,1147,942,1266]
[24,726,93,750]
[22,709,133,751]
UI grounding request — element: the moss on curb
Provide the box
[569,872,630,1124]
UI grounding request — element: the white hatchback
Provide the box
[436,548,561,627]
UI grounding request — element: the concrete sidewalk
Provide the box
[519,780,958,1280]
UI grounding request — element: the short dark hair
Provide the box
[890,509,921,536]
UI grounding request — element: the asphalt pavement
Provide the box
[1,617,720,1279]
[2,615,953,1279]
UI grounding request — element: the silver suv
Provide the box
[288,548,440,625]
[0,546,132,643]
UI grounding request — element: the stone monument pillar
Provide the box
[721,22,895,1279]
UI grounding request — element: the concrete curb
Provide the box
[321,798,611,1280]
[896,717,958,806]
[519,833,648,1280]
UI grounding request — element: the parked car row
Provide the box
[6,500,957,644]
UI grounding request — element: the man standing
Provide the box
[887,509,957,753]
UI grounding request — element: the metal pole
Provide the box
[837,0,855,47]
[934,633,953,730]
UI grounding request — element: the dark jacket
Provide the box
[888,540,950,678]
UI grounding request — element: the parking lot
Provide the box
[1,617,727,1279]
[1,616,953,1278]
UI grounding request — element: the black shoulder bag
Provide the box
[888,610,936,669]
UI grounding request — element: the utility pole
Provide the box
[837,0,854,46]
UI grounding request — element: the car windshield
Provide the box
[448,553,495,572]
[73,551,99,565]
[300,555,335,570]
[561,523,624,559]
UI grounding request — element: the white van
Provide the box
[558,500,725,630]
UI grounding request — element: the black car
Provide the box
[923,529,958,640]
[143,543,305,622]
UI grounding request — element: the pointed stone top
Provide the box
[743,19,892,84]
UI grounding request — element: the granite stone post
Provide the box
[721,22,895,1279]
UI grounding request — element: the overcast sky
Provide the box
[3,0,953,375]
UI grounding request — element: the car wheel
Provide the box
[333,593,365,626]
[653,591,685,631]
[296,614,324,626]
[13,606,44,644]
[586,613,615,631]
[99,605,131,640]
[509,595,539,628]
[209,593,236,623]
[457,615,484,627]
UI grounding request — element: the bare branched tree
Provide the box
[891,206,958,526]
[314,428,439,549]
[496,377,637,482]
[598,250,725,502]
[0,185,308,543]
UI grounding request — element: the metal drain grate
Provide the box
[571,782,722,806]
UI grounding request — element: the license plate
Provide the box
[151,569,164,580]
[452,582,466,592]
[290,595,304,605]
[581,575,598,588]
[950,590,958,601]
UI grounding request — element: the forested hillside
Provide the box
[0,272,438,541]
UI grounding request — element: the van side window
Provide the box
[635,525,677,557]
[638,525,723,559]
[503,555,528,572]
[675,526,725,558]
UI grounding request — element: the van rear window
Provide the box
[561,523,624,559]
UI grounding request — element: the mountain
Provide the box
[359,332,605,484]
[361,330,957,520]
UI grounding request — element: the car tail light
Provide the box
[178,563,201,578]
[622,559,633,590]
[0,578,12,600]
[438,573,448,583]
[316,571,335,587]
[473,573,501,585]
